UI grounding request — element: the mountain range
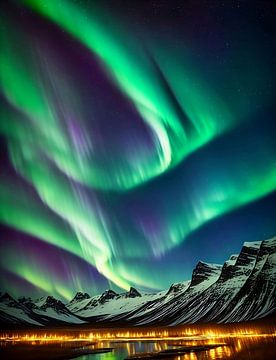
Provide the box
[0,236,275,327]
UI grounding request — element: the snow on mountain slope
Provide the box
[66,293,96,313]
[218,237,276,322]
[166,281,191,296]
[33,308,84,324]
[70,292,90,303]
[225,254,238,266]
[0,236,275,326]
[0,293,41,326]
[127,264,222,325]
[167,241,261,324]
[188,261,223,292]
[18,296,39,310]
[70,288,165,320]
[243,241,262,249]
[32,296,85,324]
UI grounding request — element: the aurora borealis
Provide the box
[0,0,276,301]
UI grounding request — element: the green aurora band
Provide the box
[0,0,275,299]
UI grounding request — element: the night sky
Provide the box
[0,0,276,301]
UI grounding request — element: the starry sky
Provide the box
[0,0,276,301]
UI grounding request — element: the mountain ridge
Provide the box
[0,236,275,327]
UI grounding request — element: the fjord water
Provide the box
[76,336,276,360]
[1,323,275,360]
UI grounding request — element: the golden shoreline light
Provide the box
[1,327,276,360]
[1,327,275,344]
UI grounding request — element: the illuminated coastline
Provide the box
[1,325,275,343]
[1,324,276,359]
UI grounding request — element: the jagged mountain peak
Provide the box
[18,296,38,310]
[102,289,117,296]
[43,296,63,305]
[243,240,262,249]
[125,287,141,298]
[98,289,117,304]
[190,261,222,287]
[223,255,238,267]
[70,292,90,303]
[262,236,276,251]
[166,281,190,295]
[0,292,16,303]
[1,236,275,326]
[235,242,260,267]
[196,261,222,269]
[225,254,239,267]
[35,295,67,312]
[0,292,12,300]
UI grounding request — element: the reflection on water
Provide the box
[1,324,276,360]
[79,336,276,360]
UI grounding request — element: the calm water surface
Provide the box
[76,336,276,360]
[1,325,276,359]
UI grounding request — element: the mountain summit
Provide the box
[1,236,275,327]
[70,292,90,303]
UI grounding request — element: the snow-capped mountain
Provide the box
[0,294,85,327]
[69,292,90,304]
[166,281,191,295]
[125,262,222,325]
[1,236,275,327]
[31,296,85,325]
[67,288,164,321]
[0,293,41,326]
